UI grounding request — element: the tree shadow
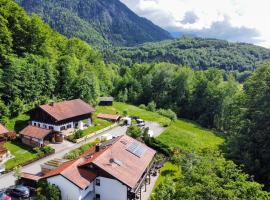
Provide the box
[161,169,177,177]
[14,119,29,133]
[9,139,36,154]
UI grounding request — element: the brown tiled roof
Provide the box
[43,159,97,189]
[21,172,42,182]
[20,125,52,139]
[90,135,156,188]
[97,113,120,121]
[42,135,155,189]
[39,99,96,122]
[0,123,9,135]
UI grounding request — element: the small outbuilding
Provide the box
[20,125,53,147]
[97,113,120,122]
[99,97,114,106]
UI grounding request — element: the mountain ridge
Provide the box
[16,0,172,47]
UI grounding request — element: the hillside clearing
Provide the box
[157,119,224,152]
[96,102,171,126]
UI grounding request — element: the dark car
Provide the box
[6,185,30,199]
[136,119,145,126]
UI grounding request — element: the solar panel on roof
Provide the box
[126,142,146,158]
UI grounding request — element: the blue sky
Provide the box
[121,0,270,48]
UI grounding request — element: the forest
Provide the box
[105,37,270,81]
[1,0,270,198]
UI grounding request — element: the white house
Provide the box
[29,99,95,132]
[42,135,156,200]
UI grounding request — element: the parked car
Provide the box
[0,166,5,174]
[6,185,30,199]
[0,191,11,200]
[130,116,139,120]
[136,119,145,127]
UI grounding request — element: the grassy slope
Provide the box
[96,102,171,126]
[157,119,224,152]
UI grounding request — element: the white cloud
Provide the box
[120,0,270,48]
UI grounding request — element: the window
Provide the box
[33,122,37,126]
[96,194,100,200]
[49,126,53,130]
[96,179,100,186]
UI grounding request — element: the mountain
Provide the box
[105,36,270,72]
[16,0,172,47]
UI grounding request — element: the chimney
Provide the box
[95,143,101,152]
[49,102,54,106]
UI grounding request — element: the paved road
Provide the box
[0,125,128,189]
[0,122,164,190]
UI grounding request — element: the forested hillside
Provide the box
[0,0,114,117]
[106,37,270,75]
[2,0,270,196]
[16,0,172,47]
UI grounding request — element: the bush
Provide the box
[34,146,54,157]
[41,146,54,154]
[157,109,177,121]
[123,109,128,116]
[146,101,156,112]
[127,125,143,139]
[139,104,146,110]
[66,134,76,143]
[37,180,61,200]
[74,130,84,139]
[144,137,172,156]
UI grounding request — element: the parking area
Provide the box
[145,122,165,137]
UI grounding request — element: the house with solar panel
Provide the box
[21,135,156,200]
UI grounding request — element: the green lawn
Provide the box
[153,162,181,189]
[96,102,171,126]
[81,118,112,137]
[4,140,37,170]
[157,119,224,152]
[2,114,36,170]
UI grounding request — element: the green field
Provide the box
[157,119,224,152]
[4,140,37,170]
[96,102,171,126]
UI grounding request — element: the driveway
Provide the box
[0,122,165,190]
[0,125,128,189]
[145,122,165,137]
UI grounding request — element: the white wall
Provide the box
[94,177,128,200]
[47,175,94,200]
[48,175,82,200]
[31,121,74,132]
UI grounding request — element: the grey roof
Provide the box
[99,97,114,102]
